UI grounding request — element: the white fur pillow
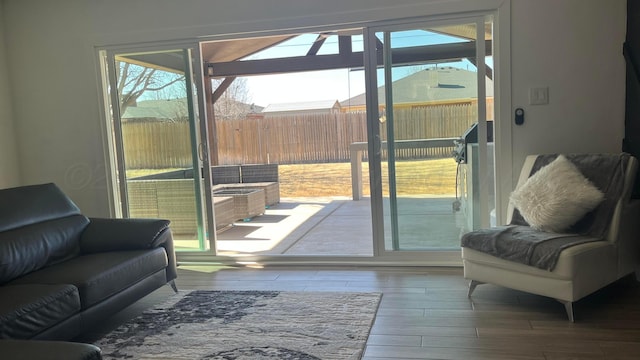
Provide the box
[509,155,604,233]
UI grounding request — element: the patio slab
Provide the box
[216,196,465,256]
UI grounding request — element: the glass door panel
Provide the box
[367,19,494,252]
[198,31,374,258]
[108,49,209,251]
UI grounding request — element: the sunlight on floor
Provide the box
[216,202,325,254]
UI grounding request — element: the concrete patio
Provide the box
[211,196,467,256]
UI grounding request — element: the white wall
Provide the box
[1,0,628,217]
[0,1,20,188]
[509,0,627,179]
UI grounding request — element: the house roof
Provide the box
[123,98,262,120]
[122,99,187,120]
[340,66,494,107]
[262,99,340,113]
[122,106,170,120]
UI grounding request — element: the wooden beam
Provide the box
[211,76,237,103]
[390,41,492,65]
[209,41,492,77]
[211,52,363,77]
[339,35,352,56]
[306,34,327,56]
[203,78,219,165]
[468,58,493,80]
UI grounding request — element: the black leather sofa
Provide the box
[0,183,178,358]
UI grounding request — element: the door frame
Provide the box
[96,5,511,266]
[100,41,217,253]
[363,14,498,263]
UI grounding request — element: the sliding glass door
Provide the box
[104,47,214,252]
[98,12,501,264]
[365,17,494,257]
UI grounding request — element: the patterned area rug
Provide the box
[94,290,381,360]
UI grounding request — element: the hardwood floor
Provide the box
[85,265,640,359]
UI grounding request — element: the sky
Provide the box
[133,29,488,107]
[239,30,481,108]
[245,68,366,107]
[243,33,366,107]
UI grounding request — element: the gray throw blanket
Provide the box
[461,153,629,271]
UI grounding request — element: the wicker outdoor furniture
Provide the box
[127,164,279,234]
[212,188,266,220]
[212,196,235,230]
[128,179,237,235]
[212,182,279,206]
[127,179,198,235]
[240,164,279,183]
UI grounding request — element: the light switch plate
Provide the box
[529,87,549,105]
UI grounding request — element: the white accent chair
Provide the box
[461,154,640,321]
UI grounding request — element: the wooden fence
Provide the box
[122,121,193,169]
[216,112,369,165]
[121,103,480,168]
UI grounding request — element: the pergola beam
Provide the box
[306,34,328,56]
[468,58,493,80]
[338,35,352,56]
[208,41,492,78]
[211,76,237,103]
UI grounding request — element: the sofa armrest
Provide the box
[80,218,170,252]
[80,218,177,282]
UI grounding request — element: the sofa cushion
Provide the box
[0,284,80,339]
[10,248,168,308]
[0,215,89,284]
[0,183,81,233]
[80,218,171,253]
[510,155,604,233]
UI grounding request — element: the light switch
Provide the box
[529,87,549,105]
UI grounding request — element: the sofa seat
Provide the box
[10,248,168,308]
[461,153,640,321]
[462,239,618,302]
[0,182,178,358]
[0,284,80,339]
[0,339,101,360]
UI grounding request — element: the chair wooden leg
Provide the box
[467,280,483,298]
[558,300,575,322]
[169,280,178,293]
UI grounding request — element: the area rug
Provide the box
[94,290,381,360]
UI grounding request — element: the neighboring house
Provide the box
[123,98,263,121]
[261,99,341,117]
[121,106,172,122]
[215,99,264,120]
[340,66,494,114]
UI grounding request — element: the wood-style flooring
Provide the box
[82,265,640,359]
